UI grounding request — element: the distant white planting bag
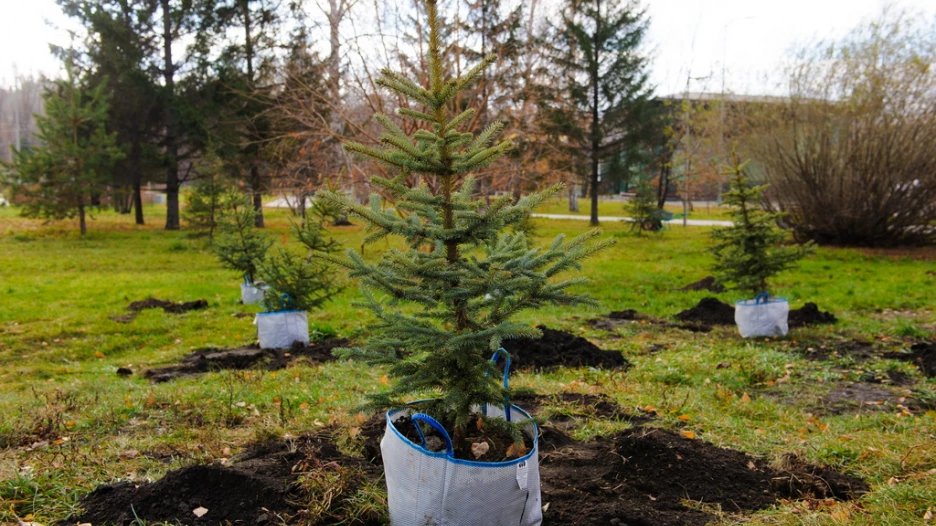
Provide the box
[735,293,789,338]
[240,282,266,304]
[381,401,542,526]
[254,310,309,349]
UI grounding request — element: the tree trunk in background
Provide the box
[161,0,180,230]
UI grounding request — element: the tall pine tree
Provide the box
[541,0,656,225]
[320,0,611,446]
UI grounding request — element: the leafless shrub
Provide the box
[743,9,936,247]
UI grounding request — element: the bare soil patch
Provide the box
[816,382,923,415]
[71,393,868,526]
[144,339,350,382]
[506,325,630,370]
[589,310,713,334]
[111,298,209,323]
[884,341,936,378]
[69,433,380,525]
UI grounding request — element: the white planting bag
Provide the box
[382,405,541,526]
[240,282,266,305]
[254,310,309,349]
[380,350,542,526]
[735,293,789,338]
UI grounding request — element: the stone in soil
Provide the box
[505,325,630,370]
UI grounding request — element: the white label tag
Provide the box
[516,461,528,490]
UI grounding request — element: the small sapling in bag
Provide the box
[254,293,309,349]
[735,292,789,338]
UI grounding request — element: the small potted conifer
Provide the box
[254,219,341,349]
[319,1,611,523]
[710,154,813,338]
[213,192,273,304]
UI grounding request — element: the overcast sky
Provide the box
[1,0,934,95]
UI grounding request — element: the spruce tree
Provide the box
[540,0,657,226]
[320,0,612,447]
[2,62,124,236]
[710,155,813,297]
[625,174,662,234]
[213,192,273,284]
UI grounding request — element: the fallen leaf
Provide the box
[379,375,390,385]
[923,507,933,521]
[65,419,75,428]
[192,506,208,518]
[471,441,490,459]
[145,392,157,408]
[677,414,691,421]
[681,430,696,439]
[741,392,752,403]
[120,449,140,460]
[222,447,232,456]
[506,442,528,458]
[94,351,105,359]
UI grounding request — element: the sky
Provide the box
[1,0,934,95]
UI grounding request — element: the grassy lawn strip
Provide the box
[0,205,934,524]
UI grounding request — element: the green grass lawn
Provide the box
[0,203,934,524]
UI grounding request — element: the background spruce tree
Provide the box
[625,174,663,234]
[539,0,658,226]
[213,192,273,284]
[320,0,612,447]
[1,62,124,236]
[710,155,813,297]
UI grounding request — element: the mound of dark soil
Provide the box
[678,276,725,293]
[675,299,837,330]
[885,342,936,378]
[542,427,868,525]
[128,298,209,313]
[71,395,869,526]
[789,303,837,327]
[70,433,380,525]
[144,339,350,382]
[675,297,736,326]
[505,325,630,370]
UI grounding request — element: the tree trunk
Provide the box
[78,201,87,236]
[589,0,601,227]
[161,0,180,230]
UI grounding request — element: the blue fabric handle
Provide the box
[485,348,512,422]
[411,413,454,457]
[755,292,769,304]
[244,274,251,285]
[280,293,294,311]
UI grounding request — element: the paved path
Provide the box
[532,213,733,227]
[265,198,734,227]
